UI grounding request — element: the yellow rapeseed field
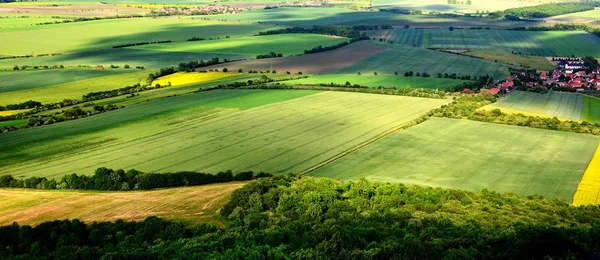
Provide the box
[572,144,600,206]
[0,109,30,116]
[152,72,232,87]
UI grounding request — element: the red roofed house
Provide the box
[575,71,588,78]
[551,70,561,80]
[489,88,500,95]
[540,72,548,80]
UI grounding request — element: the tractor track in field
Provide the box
[175,94,421,173]
[296,100,447,176]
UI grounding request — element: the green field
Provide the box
[372,0,565,13]
[338,45,513,79]
[282,74,466,89]
[0,15,69,29]
[0,119,27,128]
[213,7,539,28]
[311,117,600,202]
[582,95,600,124]
[544,9,600,24]
[133,34,348,56]
[0,69,132,94]
[466,50,555,70]
[387,29,600,57]
[0,17,280,56]
[0,70,149,105]
[0,90,447,178]
[488,91,590,122]
[0,34,345,69]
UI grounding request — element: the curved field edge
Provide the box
[310,117,600,202]
[572,143,600,206]
[0,182,246,226]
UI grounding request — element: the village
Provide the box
[491,56,600,95]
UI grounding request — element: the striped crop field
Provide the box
[0,182,245,226]
[486,91,587,122]
[582,95,600,124]
[281,74,466,89]
[0,89,448,178]
[572,144,600,206]
[387,29,600,57]
[311,118,600,202]
[337,45,513,79]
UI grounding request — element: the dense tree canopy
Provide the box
[2,176,600,259]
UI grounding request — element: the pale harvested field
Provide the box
[0,182,245,226]
[204,41,389,74]
[0,4,146,16]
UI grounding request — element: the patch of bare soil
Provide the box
[204,41,389,74]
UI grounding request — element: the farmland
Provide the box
[0,70,149,105]
[338,45,513,79]
[311,117,600,202]
[465,50,556,70]
[0,182,244,226]
[387,29,600,57]
[542,9,600,25]
[0,69,132,94]
[582,95,600,124]
[152,72,238,87]
[372,0,570,13]
[0,34,346,69]
[133,34,349,57]
[0,17,280,55]
[0,90,448,178]
[213,7,540,28]
[205,41,389,74]
[281,74,466,89]
[572,144,600,206]
[484,91,593,122]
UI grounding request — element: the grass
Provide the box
[572,143,600,206]
[311,117,600,202]
[133,34,349,56]
[488,91,586,122]
[0,69,132,94]
[0,90,448,178]
[0,17,280,56]
[582,95,600,124]
[338,45,513,79]
[0,70,149,105]
[387,29,600,57]
[0,182,244,226]
[281,74,466,89]
[465,50,555,71]
[0,119,27,128]
[152,72,238,87]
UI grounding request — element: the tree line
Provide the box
[495,1,600,18]
[2,176,600,258]
[304,36,369,55]
[257,25,364,38]
[112,40,171,49]
[0,167,272,191]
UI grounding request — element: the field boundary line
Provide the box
[298,120,419,176]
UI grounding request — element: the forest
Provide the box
[2,176,600,259]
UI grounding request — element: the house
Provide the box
[565,62,584,70]
[575,71,588,78]
[551,70,561,80]
[540,72,548,80]
[489,87,500,95]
